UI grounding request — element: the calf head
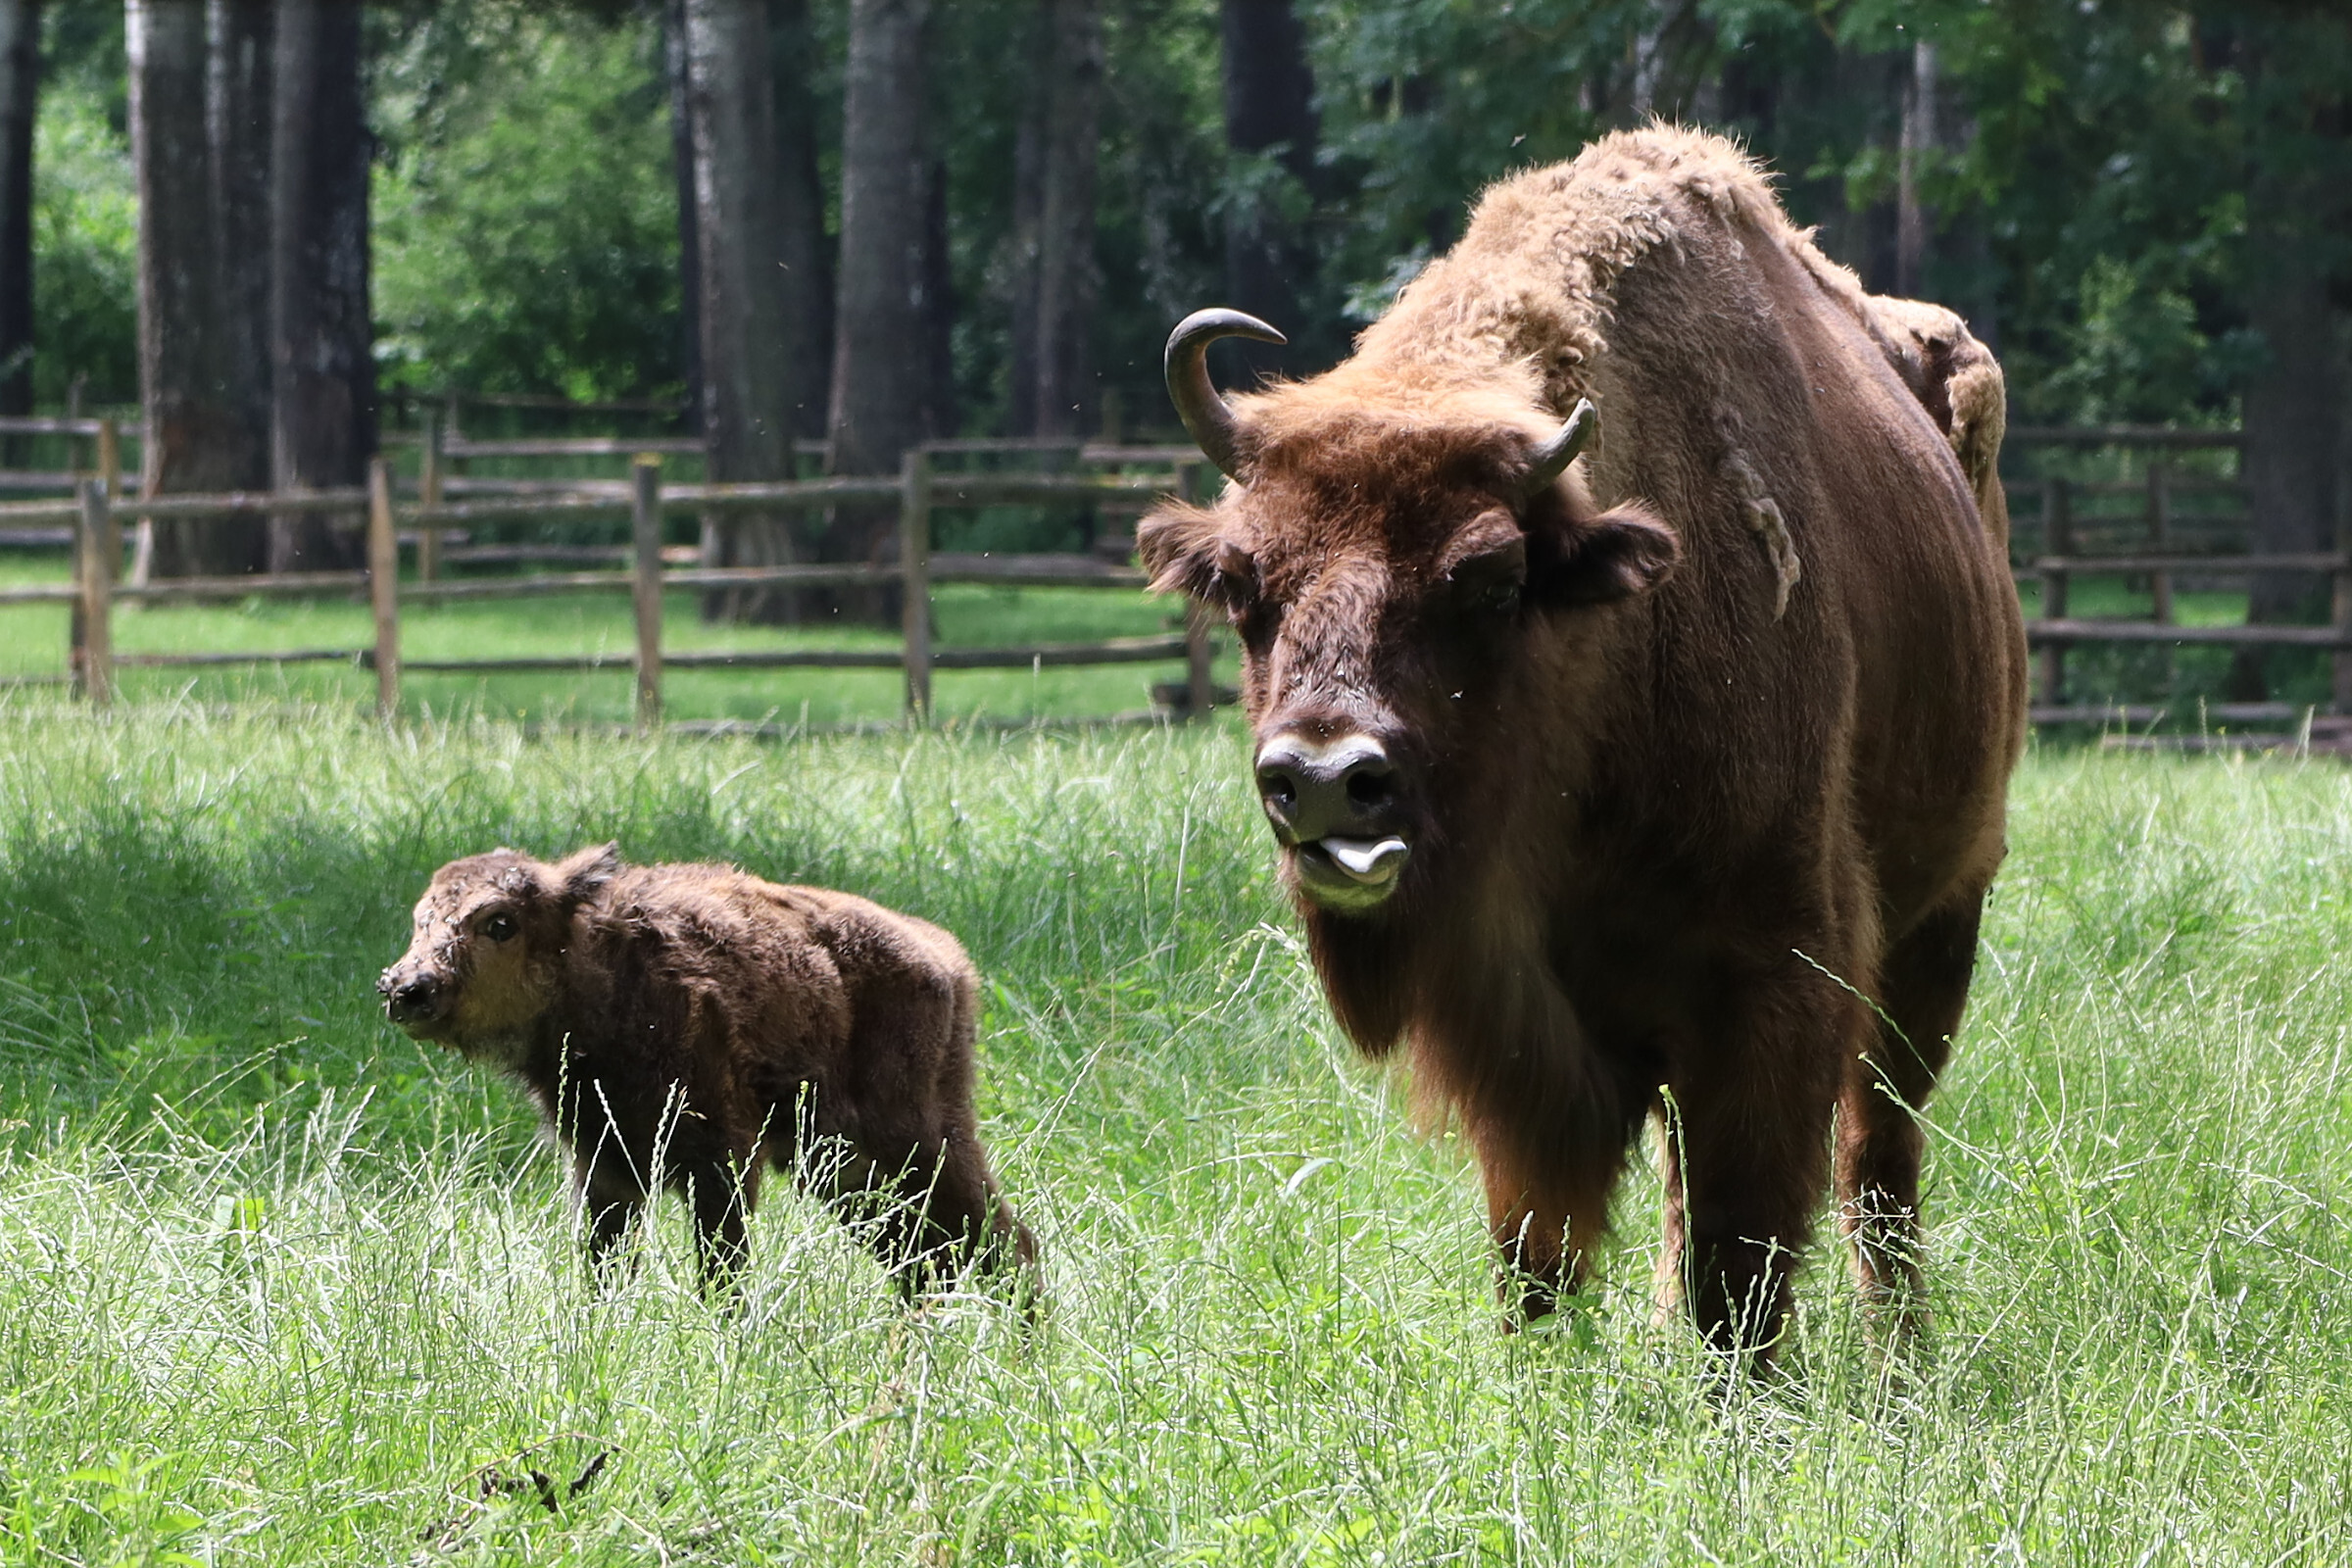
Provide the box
[1141,310,1678,916]
[379,844,620,1054]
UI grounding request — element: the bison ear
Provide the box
[1138,505,1255,612]
[1531,502,1679,607]
[552,842,620,904]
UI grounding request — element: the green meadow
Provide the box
[0,698,2348,1564]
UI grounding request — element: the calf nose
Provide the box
[381,970,440,1022]
[1254,734,1396,844]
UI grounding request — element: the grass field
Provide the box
[2,700,2349,1564]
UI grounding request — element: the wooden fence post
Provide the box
[75,477,115,708]
[2038,477,2071,707]
[367,458,401,719]
[631,455,663,730]
[901,446,934,723]
[418,409,444,582]
[2333,505,2352,714]
[2147,462,2173,699]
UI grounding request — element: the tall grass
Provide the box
[0,698,2347,1563]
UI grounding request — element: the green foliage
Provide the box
[369,5,684,403]
[28,78,135,407]
[17,0,2347,436]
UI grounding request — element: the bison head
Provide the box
[378,843,619,1055]
[1141,310,1678,917]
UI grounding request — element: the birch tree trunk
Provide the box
[269,0,371,573]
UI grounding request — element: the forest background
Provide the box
[3,0,2347,617]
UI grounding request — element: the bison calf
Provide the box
[379,844,1038,1304]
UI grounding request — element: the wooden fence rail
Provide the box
[42,444,1213,726]
[14,418,2328,730]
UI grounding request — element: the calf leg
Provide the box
[572,1157,647,1290]
[1837,891,1983,1335]
[828,1130,1036,1300]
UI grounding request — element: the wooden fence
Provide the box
[0,441,1220,726]
[1996,425,2339,725]
[3,410,2332,730]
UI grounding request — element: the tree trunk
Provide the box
[0,1,36,426]
[771,0,832,444]
[133,0,258,575]
[825,0,932,621]
[210,0,270,492]
[1896,39,1937,299]
[2228,16,2349,700]
[921,154,956,441]
[1007,0,1099,438]
[685,0,812,624]
[662,0,701,433]
[269,0,370,573]
[1218,0,1318,381]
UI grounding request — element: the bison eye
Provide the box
[481,912,518,943]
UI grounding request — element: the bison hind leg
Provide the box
[1838,891,1983,1345]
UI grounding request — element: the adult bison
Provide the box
[1141,126,2025,1361]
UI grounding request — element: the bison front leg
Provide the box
[686,1160,759,1298]
[1478,1142,1616,1327]
[1660,967,1854,1367]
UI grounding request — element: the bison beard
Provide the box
[1143,126,2027,1365]
[378,844,1039,1308]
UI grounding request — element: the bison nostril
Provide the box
[1346,769,1393,808]
[1256,768,1298,808]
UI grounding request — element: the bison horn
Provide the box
[1165,308,1287,481]
[1518,399,1599,499]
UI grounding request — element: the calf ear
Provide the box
[1531,502,1679,607]
[553,843,620,903]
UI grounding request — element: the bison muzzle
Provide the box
[380,844,1040,1308]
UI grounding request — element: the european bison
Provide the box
[379,844,1039,1305]
[1141,126,2026,1360]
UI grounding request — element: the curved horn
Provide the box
[1164,308,1287,480]
[1518,399,1599,499]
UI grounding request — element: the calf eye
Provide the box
[481,912,518,943]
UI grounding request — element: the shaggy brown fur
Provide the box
[379,845,1038,1303]
[1142,126,2027,1362]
